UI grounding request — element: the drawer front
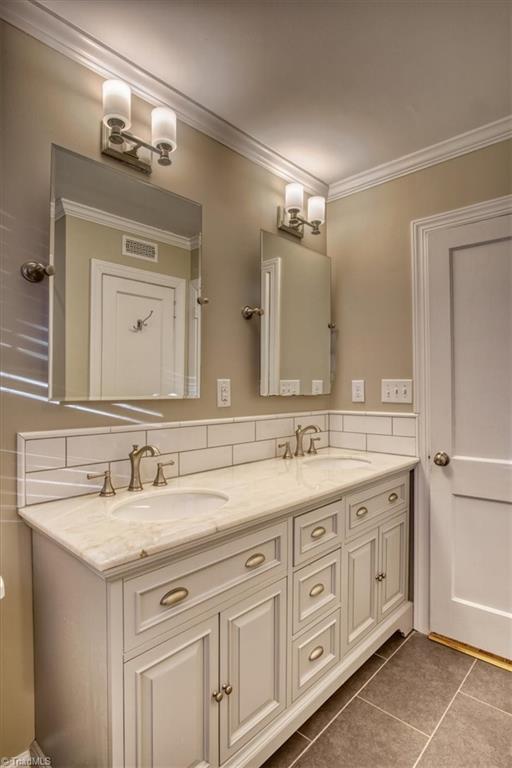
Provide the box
[124,521,288,650]
[292,610,341,701]
[293,550,341,634]
[345,473,408,539]
[293,499,343,566]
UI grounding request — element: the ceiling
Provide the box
[37,0,512,185]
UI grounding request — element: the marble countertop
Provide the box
[18,448,418,574]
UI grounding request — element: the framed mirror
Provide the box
[260,230,332,396]
[49,146,202,401]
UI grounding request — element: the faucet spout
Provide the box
[128,444,161,492]
[294,424,321,457]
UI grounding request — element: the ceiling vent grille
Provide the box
[122,235,158,262]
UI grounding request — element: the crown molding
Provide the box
[0,0,328,197]
[328,116,512,202]
[54,198,199,250]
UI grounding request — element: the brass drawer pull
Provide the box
[356,506,368,518]
[160,587,189,607]
[308,645,324,662]
[311,525,327,540]
[309,583,325,598]
[388,492,398,503]
[245,552,266,569]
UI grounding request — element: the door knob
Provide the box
[433,451,450,467]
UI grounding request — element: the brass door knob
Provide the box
[433,451,450,467]
[212,690,224,703]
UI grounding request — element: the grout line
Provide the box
[295,731,312,742]
[411,659,477,768]
[373,652,387,660]
[357,695,429,737]
[459,690,512,718]
[286,631,415,768]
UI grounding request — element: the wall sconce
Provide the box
[277,183,326,239]
[101,79,177,175]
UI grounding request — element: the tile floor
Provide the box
[262,632,512,768]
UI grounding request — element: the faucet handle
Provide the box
[278,441,294,460]
[87,469,116,497]
[307,437,321,455]
[153,460,176,486]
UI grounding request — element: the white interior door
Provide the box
[90,259,186,399]
[428,212,512,659]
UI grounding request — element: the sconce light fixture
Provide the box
[277,183,326,239]
[101,79,177,175]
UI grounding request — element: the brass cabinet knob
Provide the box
[212,690,224,703]
[356,506,368,518]
[309,583,325,598]
[388,492,398,503]
[308,646,324,662]
[160,587,189,607]
[375,572,386,582]
[245,552,266,569]
[433,451,450,467]
[222,683,233,695]
[311,526,326,540]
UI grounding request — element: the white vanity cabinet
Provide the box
[30,469,413,768]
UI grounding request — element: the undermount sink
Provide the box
[111,489,229,523]
[304,456,371,470]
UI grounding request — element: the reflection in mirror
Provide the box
[50,146,202,401]
[260,231,331,396]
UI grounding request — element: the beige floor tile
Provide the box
[461,659,512,715]
[260,732,309,768]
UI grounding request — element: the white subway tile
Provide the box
[256,418,294,441]
[25,464,109,505]
[344,415,392,435]
[366,434,417,456]
[208,421,255,447]
[392,417,416,437]
[233,440,275,465]
[179,446,232,476]
[147,426,206,453]
[329,432,367,451]
[26,437,66,472]
[294,415,327,432]
[329,414,343,432]
[66,432,145,467]
[110,453,178,488]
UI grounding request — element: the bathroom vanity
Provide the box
[20,450,416,768]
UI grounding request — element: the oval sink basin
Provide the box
[111,489,229,523]
[304,457,371,471]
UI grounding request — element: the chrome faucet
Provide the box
[294,424,321,457]
[128,444,160,491]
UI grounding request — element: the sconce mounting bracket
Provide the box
[277,207,304,239]
[101,123,153,175]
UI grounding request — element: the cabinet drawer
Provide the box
[123,521,288,650]
[293,499,343,566]
[293,550,341,634]
[292,611,341,701]
[345,473,408,539]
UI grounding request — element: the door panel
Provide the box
[343,529,378,650]
[379,513,408,621]
[219,580,287,762]
[124,616,219,768]
[429,214,512,658]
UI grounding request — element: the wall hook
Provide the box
[131,310,154,332]
[242,306,264,319]
[20,261,55,283]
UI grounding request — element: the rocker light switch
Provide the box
[217,379,231,407]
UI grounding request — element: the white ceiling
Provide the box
[38,0,512,185]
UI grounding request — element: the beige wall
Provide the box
[327,140,512,411]
[0,23,328,756]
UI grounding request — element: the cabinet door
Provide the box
[219,579,287,762]
[124,616,219,768]
[379,512,408,621]
[343,529,379,651]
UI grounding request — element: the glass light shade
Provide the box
[151,107,177,151]
[285,182,304,213]
[307,195,326,224]
[102,79,131,129]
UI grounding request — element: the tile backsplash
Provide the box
[17,410,417,506]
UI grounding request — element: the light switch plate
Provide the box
[351,379,365,403]
[280,379,300,396]
[381,379,413,404]
[217,378,231,407]
[311,380,323,395]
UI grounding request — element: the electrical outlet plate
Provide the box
[217,378,231,407]
[381,379,413,404]
[311,380,323,395]
[351,379,365,403]
[279,379,300,396]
